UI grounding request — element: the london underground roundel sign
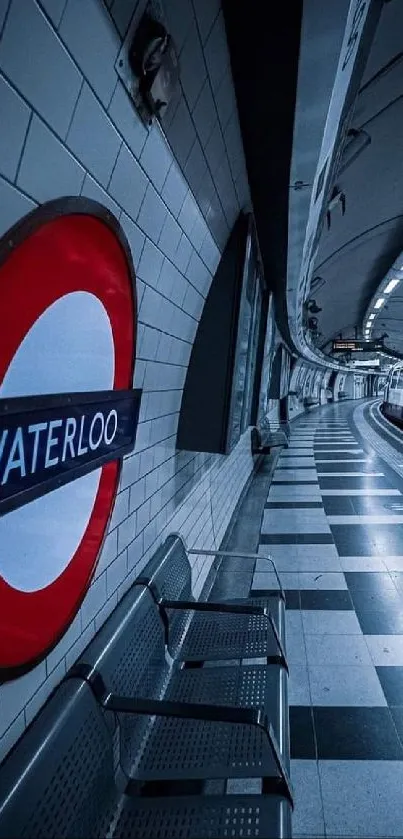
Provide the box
[0,199,141,678]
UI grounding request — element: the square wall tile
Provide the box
[0,0,82,137]
[18,115,85,201]
[60,0,120,106]
[0,75,31,180]
[67,84,121,187]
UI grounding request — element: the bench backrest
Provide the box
[137,535,194,656]
[138,534,192,603]
[0,680,116,839]
[78,584,169,770]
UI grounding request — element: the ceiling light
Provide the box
[366,322,372,329]
[374,297,385,309]
[368,314,375,320]
[384,278,400,294]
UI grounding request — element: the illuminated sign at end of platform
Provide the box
[332,339,384,353]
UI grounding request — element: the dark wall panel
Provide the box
[177,213,248,453]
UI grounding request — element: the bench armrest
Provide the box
[160,599,288,673]
[161,599,268,616]
[103,693,293,805]
[187,547,285,601]
[71,662,293,805]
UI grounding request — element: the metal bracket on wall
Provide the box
[115,0,174,127]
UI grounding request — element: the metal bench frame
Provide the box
[137,535,288,671]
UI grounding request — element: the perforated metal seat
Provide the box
[75,585,290,784]
[0,678,292,839]
[137,535,287,666]
[112,794,291,838]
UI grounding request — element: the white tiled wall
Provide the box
[0,0,254,761]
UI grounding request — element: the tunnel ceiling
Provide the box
[310,0,403,355]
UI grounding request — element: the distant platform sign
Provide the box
[332,339,384,353]
[0,200,140,677]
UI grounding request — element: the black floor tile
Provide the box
[315,454,364,461]
[390,572,403,594]
[345,572,399,593]
[313,707,403,759]
[284,590,301,609]
[356,608,403,634]
[300,589,354,610]
[290,707,316,759]
[276,464,315,470]
[351,496,403,515]
[218,556,256,572]
[351,587,403,611]
[390,708,403,746]
[265,502,324,509]
[322,497,356,515]
[272,480,319,486]
[319,476,393,490]
[317,463,378,473]
[331,524,403,556]
[260,534,334,545]
[250,589,301,609]
[376,668,403,705]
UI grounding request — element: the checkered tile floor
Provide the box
[253,402,403,838]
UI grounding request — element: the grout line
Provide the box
[13,110,34,186]
[0,0,11,41]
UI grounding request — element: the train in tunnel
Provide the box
[381,362,403,426]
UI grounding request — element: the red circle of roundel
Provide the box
[0,209,136,676]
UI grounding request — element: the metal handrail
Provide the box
[186,546,285,602]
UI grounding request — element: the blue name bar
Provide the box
[0,389,141,515]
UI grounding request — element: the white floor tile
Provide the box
[258,553,342,572]
[320,489,401,496]
[291,760,325,836]
[302,610,362,635]
[252,571,346,590]
[308,664,387,706]
[297,572,347,590]
[365,635,403,666]
[317,471,383,477]
[288,664,311,705]
[262,509,330,534]
[278,457,316,467]
[268,486,322,501]
[285,629,307,664]
[340,556,387,571]
[328,515,403,524]
[304,633,372,665]
[319,760,403,837]
[286,611,303,634]
[252,571,300,590]
[274,469,318,481]
[384,556,403,571]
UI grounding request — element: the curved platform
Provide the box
[246,400,403,838]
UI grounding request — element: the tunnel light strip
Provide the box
[374,297,385,309]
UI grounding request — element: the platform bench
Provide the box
[0,537,292,839]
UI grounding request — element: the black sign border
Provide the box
[0,389,142,516]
